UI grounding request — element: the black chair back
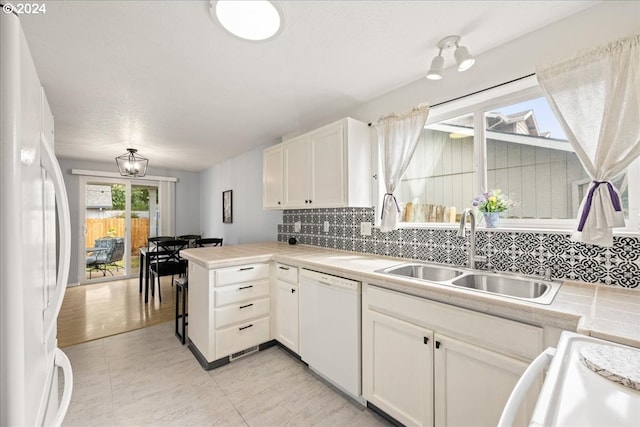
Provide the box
[148,239,189,302]
[196,238,223,247]
[178,234,201,248]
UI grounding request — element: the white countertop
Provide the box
[181,242,640,348]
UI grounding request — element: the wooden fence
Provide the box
[85,218,149,253]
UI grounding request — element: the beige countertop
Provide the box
[181,241,640,348]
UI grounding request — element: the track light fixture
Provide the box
[426,35,475,80]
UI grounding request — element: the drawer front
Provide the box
[215,280,269,307]
[215,297,270,329]
[215,263,270,286]
[366,284,542,361]
[276,263,298,284]
[216,316,270,359]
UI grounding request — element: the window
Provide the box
[392,81,637,229]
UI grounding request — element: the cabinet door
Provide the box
[275,280,299,353]
[263,145,283,209]
[434,334,537,427]
[363,310,434,427]
[310,123,346,207]
[283,136,310,207]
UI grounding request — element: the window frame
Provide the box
[374,76,640,233]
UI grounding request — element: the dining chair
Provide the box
[178,234,201,248]
[149,239,188,302]
[195,237,223,247]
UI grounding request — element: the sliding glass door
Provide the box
[79,177,160,284]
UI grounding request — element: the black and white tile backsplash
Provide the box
[277,207,640,289]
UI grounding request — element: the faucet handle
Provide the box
[538,266,552,281]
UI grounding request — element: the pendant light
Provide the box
[115,148,148,178]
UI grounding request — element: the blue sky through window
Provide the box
[490,97,568,140]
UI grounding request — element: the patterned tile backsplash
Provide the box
[277,207,640,289]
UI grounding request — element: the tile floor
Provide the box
[61,322,391,426]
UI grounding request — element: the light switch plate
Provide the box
[360,221,372,236]
[294,221,301,232]
[323,221,330,233]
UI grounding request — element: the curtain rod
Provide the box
[367,73,536,126]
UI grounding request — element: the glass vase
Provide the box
[484,212,500,228]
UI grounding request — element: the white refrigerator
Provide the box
[1,5,73,426]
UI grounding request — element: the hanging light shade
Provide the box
[115,148,148,178]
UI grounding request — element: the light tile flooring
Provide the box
[62,322,391,426]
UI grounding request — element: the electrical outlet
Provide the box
[294,221,301,232]
[360,221,372,236]
[323,221,330,233]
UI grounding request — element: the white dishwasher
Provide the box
[299,268,363,403]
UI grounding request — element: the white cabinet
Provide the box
[187,262,271,367]
[363,284,542,427]
[274,263,299,353]
[433,334,533,427]
[363,310,434,427]
[263,144,283,209]
[266,117,371,209]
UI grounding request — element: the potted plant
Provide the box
[472,189,517,228]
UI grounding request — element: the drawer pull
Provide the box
[239,324,253,331]
[239,303,254,309]
[238,285,253,290]
[239,267,254,271]
[278,266,290,271]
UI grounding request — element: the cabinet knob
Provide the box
[309,200,312,203]
[424,337,429,345]
[435,340,441,349]
[291,288,296,293]
[278,201,281,205]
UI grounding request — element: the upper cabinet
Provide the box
[263,144,284,208]
[263,117,372,210]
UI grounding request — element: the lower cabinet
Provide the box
[273,263,299,353]
[275,280,299,352]
[433,334,532,427]
[363,284,542,427]
[363,310,434,427]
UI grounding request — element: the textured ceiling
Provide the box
[20,0,597,171]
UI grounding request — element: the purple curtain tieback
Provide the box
[577,180,622,232]
[381,193,401,219]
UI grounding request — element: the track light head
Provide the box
[426,54,444,80]
[426,35,475,80]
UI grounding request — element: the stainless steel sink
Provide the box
[379,263,465,282]
[376,262,561,304]
[452,274,550,299]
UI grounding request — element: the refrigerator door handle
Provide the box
[40,132,71,344]
[51,348,73,427]
[498,347,556,427]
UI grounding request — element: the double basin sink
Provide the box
[377,262,561,304]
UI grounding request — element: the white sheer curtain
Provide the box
[375,105,430,232]
[537,34,640,247]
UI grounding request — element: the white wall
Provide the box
[198,1,639,242]
[200,143,281,245]
[344,1,640,125]
[58,157,200,285]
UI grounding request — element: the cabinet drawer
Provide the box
[215,297,270,329]
[366,285,542,361]
[216,316,270,359]
[276,263,298,284]
[215,280,269,307]
[215,263,270,286]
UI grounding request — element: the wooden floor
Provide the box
[57,275,178,348]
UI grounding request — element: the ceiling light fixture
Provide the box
[426,35,475,80]
[212,0,281,41]
[115,148,148,178]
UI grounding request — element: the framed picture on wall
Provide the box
[222,190,233,223]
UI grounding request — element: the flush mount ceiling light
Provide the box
[426,35,475,80]
[115,148,148,178]
[212,0,281,41]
